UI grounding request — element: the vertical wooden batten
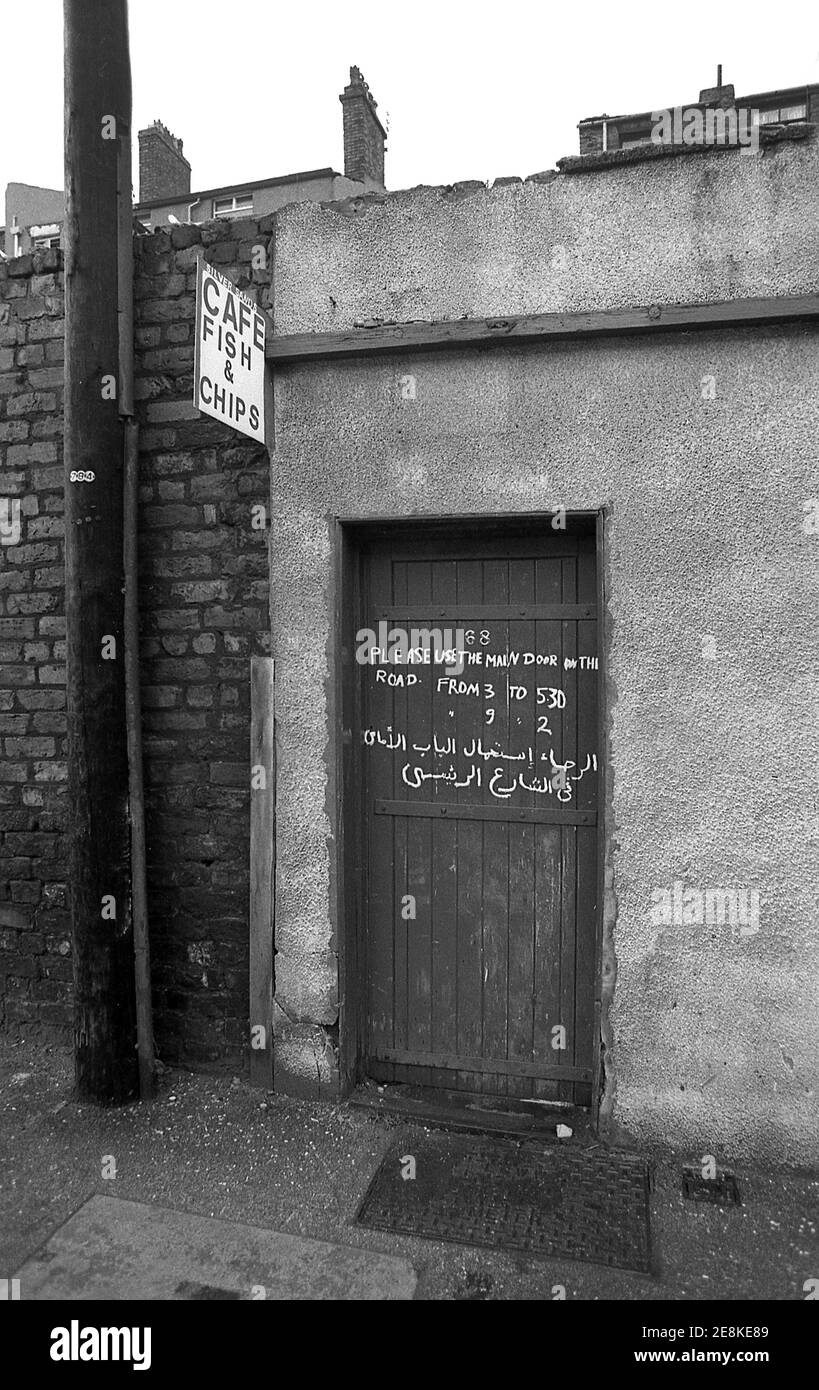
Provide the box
[124,418,154,1099]
[249,657,276,1087]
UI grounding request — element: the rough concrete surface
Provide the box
[1,1042,816,1301]
[274,140,819,334]
[15,1195,416,1301]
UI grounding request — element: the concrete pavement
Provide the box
[1,1038,816,1301]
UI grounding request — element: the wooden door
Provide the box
[359,527,600,1106]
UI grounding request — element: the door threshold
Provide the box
[348,1080,594,1141]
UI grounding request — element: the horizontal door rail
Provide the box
[370,1048,593,1082]
[376,604,596,621]
[375,799,597,826]
[367,538,589,561]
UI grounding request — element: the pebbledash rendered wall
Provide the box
[269,137,819,1164]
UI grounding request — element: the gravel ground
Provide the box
[1,1037,816,1301]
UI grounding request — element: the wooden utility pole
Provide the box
[64,0,139,1101]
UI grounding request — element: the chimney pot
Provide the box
[699,70,734,106]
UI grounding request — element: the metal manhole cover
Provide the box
[356,1134,652,1273]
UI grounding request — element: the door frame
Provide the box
[330,510,610,1127]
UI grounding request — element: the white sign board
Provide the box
[193,260,266,443]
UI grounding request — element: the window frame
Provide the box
[212,193,253,219]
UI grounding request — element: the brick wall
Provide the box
[138,124,192,204]
[0,219,274,1070]
[134,219,272,1069]
[0,249,71,1038]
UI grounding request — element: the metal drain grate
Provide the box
[681,1167,742,1206]
[356,1134,652,1273]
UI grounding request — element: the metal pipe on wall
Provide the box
[117,81,154,1101]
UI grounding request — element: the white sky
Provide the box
[3,0,819,202]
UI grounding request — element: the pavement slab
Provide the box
[14,1194,417,1300]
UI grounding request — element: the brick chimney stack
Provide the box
[339,66,387,189]
[138,121,192,203]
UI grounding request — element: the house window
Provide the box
[213,194,253,218]
[30,223,61,251]
[754,104,807,125]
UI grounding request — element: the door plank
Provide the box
[575,537,599,1089]
[533,824,562,1102]
[429,559,459,1089]
[533,553,564,1102]
[479,557,510,1097]
[390,559,412,1085]
[456,819,484,1093]
[380,603,595,620]
[454,556,483,1092]
[558,557,579,1103]
[365,551,396,1078]
[374,801,597,825]
[405,559,433,1088]
[369,1049,592,1080]
[507,556,536,1099]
